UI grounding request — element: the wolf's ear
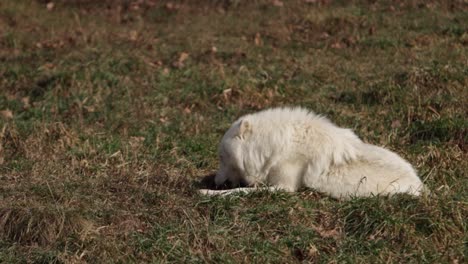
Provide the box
[236,119,251,139]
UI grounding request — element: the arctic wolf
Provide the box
[199,107,426,199]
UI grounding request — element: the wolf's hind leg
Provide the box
[267,161,304,192]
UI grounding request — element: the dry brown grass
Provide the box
[0,207,93,246]
[0,0,467,262]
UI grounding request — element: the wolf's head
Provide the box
[215,118,262,187]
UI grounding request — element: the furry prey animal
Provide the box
[199,107,426,199]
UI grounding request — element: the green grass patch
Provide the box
[0,0,466,262]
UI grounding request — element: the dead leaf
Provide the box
[83,105,95,113]
[148,60,162,68]
[254,33,262,46]
[0,110,13,120]
[344,36,356,46]
[391,120,401,128]
[319,32,330,40]
[222,88,232,101]
[331,42,344,49]
[46,2,54,11]
[129,30,138,41]
[307,244,319,257]
[272,0,284,7]
[172,52,189,68]
[311,225,340,239]
[165,2,180,10]
[21,97,30,109]
[130,2,141,11]
[38,63,56,70]
[179,52,189,63]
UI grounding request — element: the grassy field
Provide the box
[0,0,467,263]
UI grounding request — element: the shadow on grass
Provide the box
[194,173,248,190]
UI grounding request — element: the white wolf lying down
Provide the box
[199,107,426,199]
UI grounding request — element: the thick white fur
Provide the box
[199,107,426,199]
